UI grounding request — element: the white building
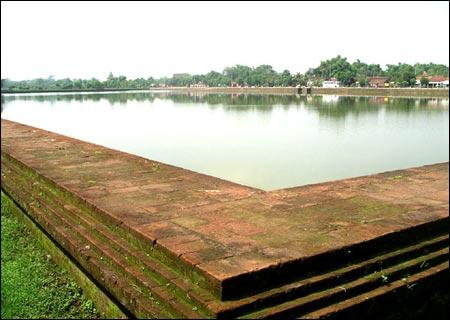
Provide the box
[322,78,341,88]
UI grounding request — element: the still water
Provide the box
[1,92,448,190]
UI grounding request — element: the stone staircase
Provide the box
[2,152,448,319]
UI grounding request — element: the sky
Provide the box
[1,1,449,81]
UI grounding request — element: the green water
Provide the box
[1,92,448,190]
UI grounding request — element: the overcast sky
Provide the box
[1,1,449,81]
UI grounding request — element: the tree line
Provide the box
[1,56,448,92]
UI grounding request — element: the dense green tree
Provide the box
[357,75,368,87]
[73,79,83,89]
[279,70,293,86]
[308,56,357,85]
[420,77,430,87]
[1,79,11,90]
[223,65,253,85]
[106,72,116,88]
[170,74,193,87]
[55,78,73,89]
[352,60,385,77]
[87,78,103,89]
[253,65,278,86]
[386,63,416,87]
[204,71,229,87]
[292,73,308,87]
[117,76,127,88]
[413,63,449,77]
[192,74,205,85]
[315,56,353,78]
[336,70,355,86]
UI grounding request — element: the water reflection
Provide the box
[2,91,157,106]
[3,92,448,116]
[1,92,448,190]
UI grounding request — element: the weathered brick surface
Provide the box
[1,119,448,317]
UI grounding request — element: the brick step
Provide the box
[1,160,214,315]
[2,161,448,317]
[220,216,448,300]
[2,158,180,285]
[3,151,448,302]
[6,162,215,312]
[238,247,449,318]
[61,203,215,315]
[300,261,449,319]
[1,152,221,298]
[210,233,448,318]
[1,175,198,318]
[51,203,205,319]
[1,183,176,318]
[32,178,448,320]
[1,164,208,318]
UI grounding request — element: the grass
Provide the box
[1,193,100,319]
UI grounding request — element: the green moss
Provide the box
[293,196,408,223]
[172,215,209,228]
[251,232,292,247]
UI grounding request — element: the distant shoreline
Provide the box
[1,87,448,98]
[0,88,150,94]
[154,87,450,98]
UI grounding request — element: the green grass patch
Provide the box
[1,193,100,319]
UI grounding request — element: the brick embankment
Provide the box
[311,87,449,98]
[1,119,448,318]
[2,87,448,97]
[154,86,449,98]
[1,88,148,94]
[160,87,300,95]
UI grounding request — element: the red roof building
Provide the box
[367,76,389,88]
[416,74,449,88]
